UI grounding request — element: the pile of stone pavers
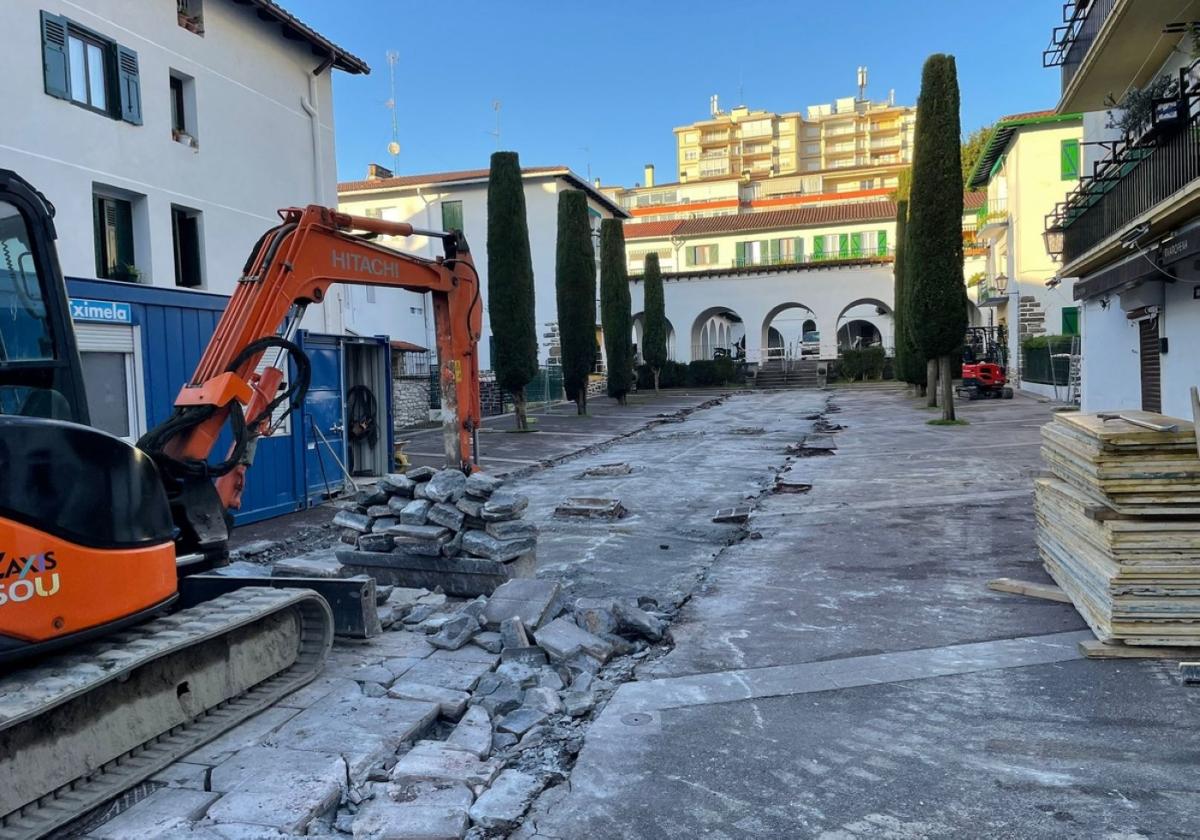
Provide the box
[331,468,539,596]
[91,576,669,839]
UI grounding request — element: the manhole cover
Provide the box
[621,713,652,727]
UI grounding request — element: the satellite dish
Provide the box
[387,141,400,156]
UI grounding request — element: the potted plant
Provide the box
[1106,74,1182,145]
[116,263,141,282]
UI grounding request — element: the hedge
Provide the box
[635,359,743,388]
[1021,335,1074,385]
[839,347,887,381]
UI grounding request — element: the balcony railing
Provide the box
[1051,104,1200,264]
[731,247,895,270]
[1043,0,1118,94]
[976,198,1009,229]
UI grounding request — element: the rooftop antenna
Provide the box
[385,50,400,171]
[710,94,720,118]
[857,66,868,101]
[580,145,591,182]
[488,100,502,149]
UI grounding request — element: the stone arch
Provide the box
[691,306,745,361]
[632,312,677,362]
[835,298,893,355]
[760,302,818,362]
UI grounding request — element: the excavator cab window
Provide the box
[0,199,80,421]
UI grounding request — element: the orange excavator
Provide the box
[0,170,481,838]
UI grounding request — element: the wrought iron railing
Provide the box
[1043,0,1118,94]
[976,198,1009,229]
[1052,105,1200,263]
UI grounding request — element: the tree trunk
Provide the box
[926,358,939,408]
[512,389,528,431]
[653,368,660,395]
[939,355,956,421]
[617,393,627,406]
[576,391,587,415]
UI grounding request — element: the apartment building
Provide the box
[965,110,1083,398]
[1043,0,1200,417]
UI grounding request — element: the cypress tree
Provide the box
[642,253,668,394]
[906,54,968,420]
[892,198,910,386]
[486,151,538,430]
[555,190,596,415]
[600,219,633,404]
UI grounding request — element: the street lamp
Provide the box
[993,273,1008,295]
[1043,209,1065,259]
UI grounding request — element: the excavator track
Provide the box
[0,587,333,840]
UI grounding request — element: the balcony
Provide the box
[1044,0,1185,112]
[1050,104,1200,269]
[700,131,731,145]
[976,198,1009,234]
[732,247,895,270]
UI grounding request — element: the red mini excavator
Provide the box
[957,326,1014,401]
[0,169,481,838]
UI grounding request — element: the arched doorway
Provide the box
[691,307,744,361]
[760,302,818,362]
[632,312,677,363]
[835,299,892,355]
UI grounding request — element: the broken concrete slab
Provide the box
[382,473,417,497]
[270,694,439,770]
[206,785,341,836]
[390,523,452,542]
[149,761,211,790]
[499,616,530,649]
[534,617,613,662]
[469,674,524,718]
[425,469,468,504]
[272,553,345,578]
[339,550,534,597]
[712,506,751,524]
[461,531,536,562]
[351,780,471,840]
[500,646,548,667]
[561,690,596,717]
[484,519,538,541]
[553,497,627,519]
[357,533,396,553]
[402,656,495,693]
[481,490,529,521]
[367,504,393,518]
[334,510,374,533]
[391,740,501,788]
[276,676,362,710]
[447,704,492,759]
[614,601,666,642]
[428,614,481,651]
[482,579,561,630]
[473,631,502,654]
[427,502,466,532]
[182,706,300,766]
[495,707,548,737]
[465,472,503,498]
[89,786,218,840]
[468,769,545,832]
[407,466,436,482]
[581,462,633,478]
[455,496,485,520]
[397,499,433,525]
[387,682,470,720]
[429,643,500,669]
[574,598,618,637]
[208,746,346,795]
[522,686,563,715]
[372,516,400,533]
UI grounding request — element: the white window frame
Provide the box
[73,322,145,442]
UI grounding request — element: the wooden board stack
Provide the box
[1035,411,1200,646]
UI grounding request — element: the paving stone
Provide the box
[614,601,665,641]
[359,488,390,507]
[382,473,417,497]
[470,681,523,718]
[206,786,340,835]
[480,490,529,521]
[277,676,362,710]
[534,617,613,663]
[461,531,535,562]
[89,786,218,839]
[446,705,492,759]
[397,499,433,525]
[553,497,626,519]
[468,770,544,832]
[428,502,466,531]
[495,661,541,688]
[341,528,362,545]
[483,519,538,541]
[388,681,470,719]
[386,588,431,617]
[369,630,435,660]
[574,598,618,636]
[456,497,485,520]
[208,745,345,795]
[712,506,751,524]
[366,504,393,518]
[372,516,400,533]
[182,706,300,765]
[404,604,438,625]
[499,616,531,649]
[201,823,288,839]
[272,554,344,578]
[391,740,500,788]
[429,614,481,651]
[472,632,502,654]
[492,732,517,751]
[536,668,564,691]
[482,581,561,630]
[441,530,464,558]
[426,470,468,503]
[414,482,432,500]
[358,533,395,553]
[570,672,594,692]
[150,761,211,789]
[352,780,471,840]
[562,651,605,677]
[429,644,501,668]
[464,472,503,498]
[403,656,495,692]
[382,657,423,681]
[391,523,452,542]
[500,646,548,667]
[419,614,456,635]
[495,707,548,737]
[522,686,563,715]
[459,596,488,621]
[603,632,638,656]
[581,462,633,477]
[334,510,374,533]
[408,466,436,482]
[419,591,448,607]
[561,690,596,717]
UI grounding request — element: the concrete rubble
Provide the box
[93,561,675,839]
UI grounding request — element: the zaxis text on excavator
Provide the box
[0,169,481,839]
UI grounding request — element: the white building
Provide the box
[337,165,629,371]
[1,0,370,334]
[1044,0,1200,418]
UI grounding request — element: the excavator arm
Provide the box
[138,205,481,553]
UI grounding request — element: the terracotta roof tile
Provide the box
[625,201,899,239]
[622,220,685,239]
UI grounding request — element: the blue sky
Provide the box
[286,0,1062,187]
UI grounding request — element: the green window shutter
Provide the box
[793,237,803,262]
[735,241,746,266]
[877,230,888,255]
[40,12,70,100]
[441,200,463,231]
[850,233,863,257]
[116,45,142,124]
[839,234,850,258]
[1062,306,1080,336]
[711,243,718,264]
[758,240,769,264]
[685,246,695,267]
[813,237,825,260]
[769,239,781,263]
[1060,139,1080,180]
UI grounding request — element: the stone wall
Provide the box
[1018,295,1046,339]
[393,376,432,430]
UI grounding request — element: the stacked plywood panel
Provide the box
[1035,411,1200,645]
